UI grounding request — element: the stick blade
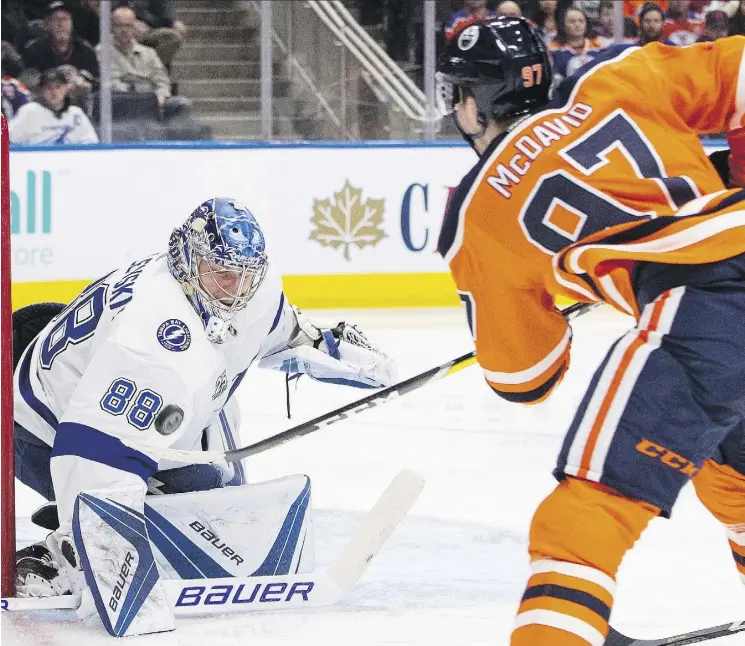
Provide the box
[326,469,425,590]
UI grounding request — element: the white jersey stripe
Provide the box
[530,559,616,595]
[566,331,638,473]
[483,327,571,385]
[566,288,683,480]
[513,609,606,646]
[588,287,683,477]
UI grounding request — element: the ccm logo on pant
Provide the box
[635,439,699,476]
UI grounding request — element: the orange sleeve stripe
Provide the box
[526,572,614,609]
[576,292,670,479]
[730,540,745,557]
[730,540,745,571]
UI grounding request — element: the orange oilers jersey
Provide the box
[438,38,745,405]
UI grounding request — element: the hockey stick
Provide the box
[2,469,425,614]
[125,301,599,465]
[605,620,745,645]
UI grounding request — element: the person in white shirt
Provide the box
[9,67,98,145]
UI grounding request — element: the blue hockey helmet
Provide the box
[168,198,268,327]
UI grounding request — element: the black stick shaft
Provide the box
[224,301,596,462]
[606,620,745,646]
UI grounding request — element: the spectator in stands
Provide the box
[445,0,497,40]
[662,0,704,45]
[101,5,190,122]
[22,0,98,104]
[531,0,560,47]
[72,0,102,46]
[637,2,674,44]
[574,1,602,23]
[1,0,35,52]
[624,0,669,18]
[697,9,730,40]
[126,0,185,72]
[624,16,640,39]
[2,41,30,119]
[593,1,616,47]
[730,0,745,35]
[707,1,740,18]
[495,1,522,18]
[2,40,25,79]
[549,6,606,82]
[9,66,98,144]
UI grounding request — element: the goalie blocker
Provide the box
[4,470,424,637]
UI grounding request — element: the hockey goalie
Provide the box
[10,197,399,636]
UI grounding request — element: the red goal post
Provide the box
[1,114,16,597]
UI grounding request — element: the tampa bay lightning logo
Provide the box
[157,319,191,352]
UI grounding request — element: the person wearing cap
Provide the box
[698,9,730,40]
[8,66,98,144]
[22,1,99,93]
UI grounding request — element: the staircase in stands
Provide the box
[172,1,296,141]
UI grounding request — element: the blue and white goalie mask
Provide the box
[168,198,268,339]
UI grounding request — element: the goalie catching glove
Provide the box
[258,307,397,388]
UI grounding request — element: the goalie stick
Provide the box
[124,301,600,465]
[2,469,425,614]
[605,620,745,645]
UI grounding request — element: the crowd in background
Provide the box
[443,0,742,83]
[1,0,207,144]
[3,0,744,145]
[354,0,745,86]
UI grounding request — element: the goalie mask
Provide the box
[168,198,268,343]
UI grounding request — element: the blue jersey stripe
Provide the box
[269,293,285,335]
[51,421,158,482]
[18,339,59,430]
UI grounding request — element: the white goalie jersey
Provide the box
[14,253,297,534]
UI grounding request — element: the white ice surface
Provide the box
[3,307,744,645]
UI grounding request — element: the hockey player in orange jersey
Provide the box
[437,18,745,646]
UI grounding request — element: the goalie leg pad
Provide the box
[73,486,175,637]
[144,474,314,579]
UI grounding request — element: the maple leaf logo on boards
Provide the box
[309,180,386,260]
